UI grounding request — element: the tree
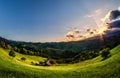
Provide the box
[101,48,110,59]
[0,41,6,48]
[6,44,12,49]
[13,47,18,52]
[9,50,15,57]
[20,48,27,54]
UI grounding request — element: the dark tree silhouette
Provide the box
[101,48,110,59]
[9,50,15,57]
[21,57,26,61]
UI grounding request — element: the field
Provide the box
[0,45,120,78]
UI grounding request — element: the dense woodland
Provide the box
[0,35,120,64]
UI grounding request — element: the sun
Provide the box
[97,25,108,34]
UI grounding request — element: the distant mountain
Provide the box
[0,32,120,64]
[0,29,120,52]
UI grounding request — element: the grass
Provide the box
[0,45,120,78]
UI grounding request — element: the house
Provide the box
[45,59,52,66]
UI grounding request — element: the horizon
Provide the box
[0,0,120,42]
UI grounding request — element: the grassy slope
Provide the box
[0,45,120,78]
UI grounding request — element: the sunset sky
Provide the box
[0,0,120,42]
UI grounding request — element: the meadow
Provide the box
[0,45,120,78]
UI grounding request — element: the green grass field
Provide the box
[0,45,120,78]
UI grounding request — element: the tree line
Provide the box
[0,36,117,64]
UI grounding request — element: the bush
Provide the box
[9,51,15,57]
[21,57,26,61]
[31,61,34,65]
[101,48,110,59]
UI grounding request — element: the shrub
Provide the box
[9,50,15,57]
[21,57,26,61]
[31,61,34,65]
[101,48,110,59]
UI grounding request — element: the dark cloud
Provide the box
[100,8,120,38]
[108,20,120,28]
[103,28,120,37]
[109,10,120,20]
[106,8,120,28]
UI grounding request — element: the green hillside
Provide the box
[0,45,120,78]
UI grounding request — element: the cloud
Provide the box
[104,6,120,28]
[84,7,120,39]
[108,20,120,28]
[101,7,120,24]
[104,28,120,37]
[101,11,111,23]
[109,10,120,20]
[64,7,120,42]
[66,31,74,38]
[85,9,102,18]
[65,27,85,41]
[84,9,101,18]
[66,31,74,36]
[85,9,103,27]
[118,6,120,10]
[102,6,120,37]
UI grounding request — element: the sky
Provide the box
[0,0,120,42]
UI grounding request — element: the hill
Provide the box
[1,33,120,60]
[0,45,120,78]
